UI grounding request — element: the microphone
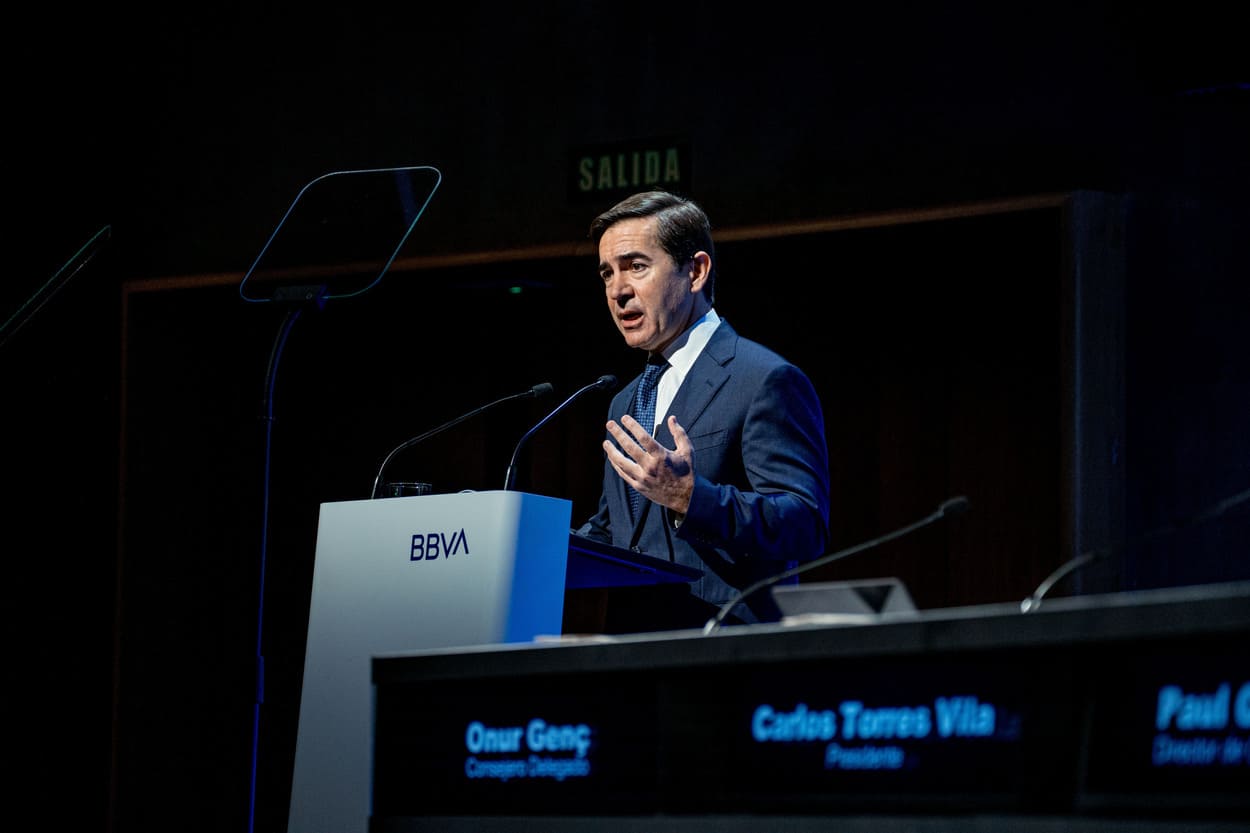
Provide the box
[2,224,111,349]
[369,382,554,498]
[1020,486,1250,612]
[703,496,971,634]
[503,374,618,491]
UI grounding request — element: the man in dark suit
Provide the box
[576,190,831,630]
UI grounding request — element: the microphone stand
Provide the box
[370,383,553,499]
[1,225,111,350]
[1020,486,1250,612]
[503,375,617,491]
[703,496,970,634]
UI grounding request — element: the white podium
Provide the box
[286,490,573,833]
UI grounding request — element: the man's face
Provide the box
[598,216,696,354]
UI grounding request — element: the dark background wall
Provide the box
[5,4,1246,833]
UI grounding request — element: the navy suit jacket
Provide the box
[577,319,831,626]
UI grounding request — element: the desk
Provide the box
[371,581,1250,832]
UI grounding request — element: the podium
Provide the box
[286,490,698,833]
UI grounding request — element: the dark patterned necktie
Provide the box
[628,358,667,519]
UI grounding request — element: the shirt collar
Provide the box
[652,308,720,423]
[659,307,720,378]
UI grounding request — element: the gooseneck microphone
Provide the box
[503,374,618,491]
[702,496,971,634]
[369,382,554,498]
[1020,486,1250,612]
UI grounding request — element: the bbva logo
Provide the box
[410,529,470,561]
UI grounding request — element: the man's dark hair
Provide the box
[590,190,716,303]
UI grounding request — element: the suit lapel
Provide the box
[656,320,737,446]
[625,319,738,537]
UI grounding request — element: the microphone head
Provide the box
[940,496,971,518]
[595,374,619,391]
[529,382,555,398]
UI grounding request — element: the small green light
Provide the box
[509,286,523,295]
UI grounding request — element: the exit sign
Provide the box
[568,137,691,203]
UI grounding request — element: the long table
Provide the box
[370,581,1250,832]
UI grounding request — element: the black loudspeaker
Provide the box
[771,577,917,620]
